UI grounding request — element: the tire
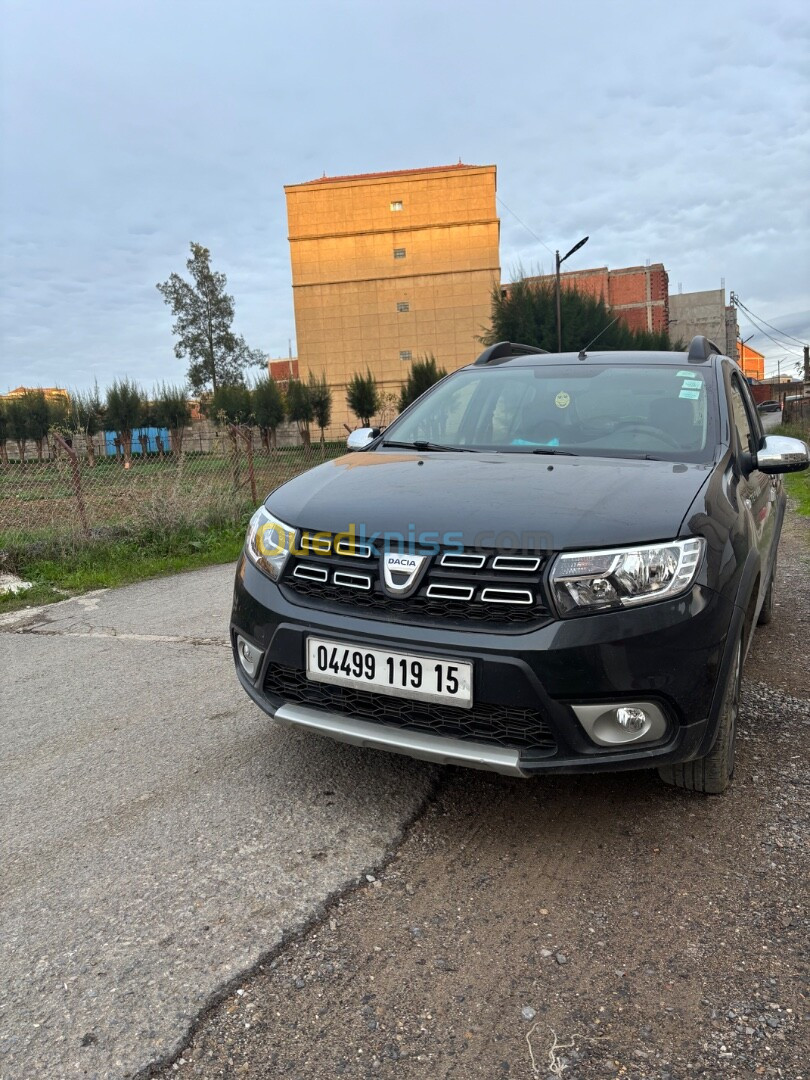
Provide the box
[757,566,775,626]
[658,634,742,795]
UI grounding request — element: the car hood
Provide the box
[267,451,713,551]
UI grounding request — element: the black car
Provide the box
[757,400,782,413]
[231,337,809,793]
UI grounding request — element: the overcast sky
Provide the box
[1,0,808,393]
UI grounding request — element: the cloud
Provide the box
[1,0,807,392]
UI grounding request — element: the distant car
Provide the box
[757,400,781,413]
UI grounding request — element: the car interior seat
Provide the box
[647,396,699,448]
[513,392,578,445]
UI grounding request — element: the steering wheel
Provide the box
[610,420,681,449]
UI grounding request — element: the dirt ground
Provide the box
[149,514,809,1080]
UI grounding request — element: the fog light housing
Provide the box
[616,707,647,732]
[570,701,667,747]
[236,635,263,679]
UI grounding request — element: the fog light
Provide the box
[236,635,262,679]
[570,701,666,747]
[616,706,647,732]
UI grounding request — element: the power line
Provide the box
[735,298,807,347]
[731,295,807,351]
[734,303,804,356]
[496,196,555,257]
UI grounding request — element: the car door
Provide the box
[727,370,776,584]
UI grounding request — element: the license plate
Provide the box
[306,637,473,709]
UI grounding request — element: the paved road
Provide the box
[760,409,783,432]
[0,567,435,1079]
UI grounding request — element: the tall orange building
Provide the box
[738,342,765,381]
[284,164,500,432]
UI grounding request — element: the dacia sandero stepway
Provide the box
[230,337,809,793]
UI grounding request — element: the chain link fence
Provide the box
[782,396,809,437]
[0,434,346,558]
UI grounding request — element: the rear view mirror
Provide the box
[755,435,809,474]
[346,427,378,451]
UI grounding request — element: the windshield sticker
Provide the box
[676,370,693,377]
[679,388,700,400]
[681,379,703,389]
[555,391,571,409]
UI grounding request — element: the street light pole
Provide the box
[555,236,589,352]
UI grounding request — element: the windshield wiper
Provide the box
[381,440,479,453]
[530,447,578,456]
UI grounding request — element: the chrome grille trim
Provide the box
[335,537,373,558]
[304,534,332,554]
[293,564,329,583]
[426,583,475,601]
[480,587,534,605]
[439,553,486,569]
[492,555,542,572]
[333,571,372,590]
[284,539,552,627]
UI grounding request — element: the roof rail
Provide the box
[474,341,550,366]
[687,335,722,363]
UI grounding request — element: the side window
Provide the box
[729,378,756,457]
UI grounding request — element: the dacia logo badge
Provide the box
[381,552,428,597]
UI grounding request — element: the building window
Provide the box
[393,247,406,259]
[390,201,403,211]
[399,350,412,361]
[396,301,409,313]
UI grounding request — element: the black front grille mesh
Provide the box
[263,663,557,755]
[284,578,547,625]
[281,540,553,630]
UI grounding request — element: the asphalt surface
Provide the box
[0,568,435,1079]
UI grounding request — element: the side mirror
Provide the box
[754,435,810,475]
[346,427,378,451]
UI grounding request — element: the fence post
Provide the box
[51,432,91,539]
[239,426,258,505]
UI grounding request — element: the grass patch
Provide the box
[784,470,810,517]
[772,422,810,519]
[0,520,245,614]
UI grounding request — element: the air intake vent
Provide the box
[480,587,534,605]
[333,571,372,591]
[426,583,475,601]
[293,565,328,583]
[491,555,542,572]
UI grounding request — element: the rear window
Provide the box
[386,364,717,462]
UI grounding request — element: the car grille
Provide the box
[281,535,553,629]
[263,663,557,755]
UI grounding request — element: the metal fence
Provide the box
[0,438,347,554]
[782,396,810,435]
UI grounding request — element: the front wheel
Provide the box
[658,635,742,795]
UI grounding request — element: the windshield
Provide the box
[383,363,718,462]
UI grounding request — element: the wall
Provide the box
[738,343,765,381]
[669,289,739,358]
[525,264,669,334]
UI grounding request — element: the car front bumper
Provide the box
[231,554,739,777]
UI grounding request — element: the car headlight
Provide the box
[245,506,296,581]
[550,538,705,615]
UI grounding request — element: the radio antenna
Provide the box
[578,316,621,359]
